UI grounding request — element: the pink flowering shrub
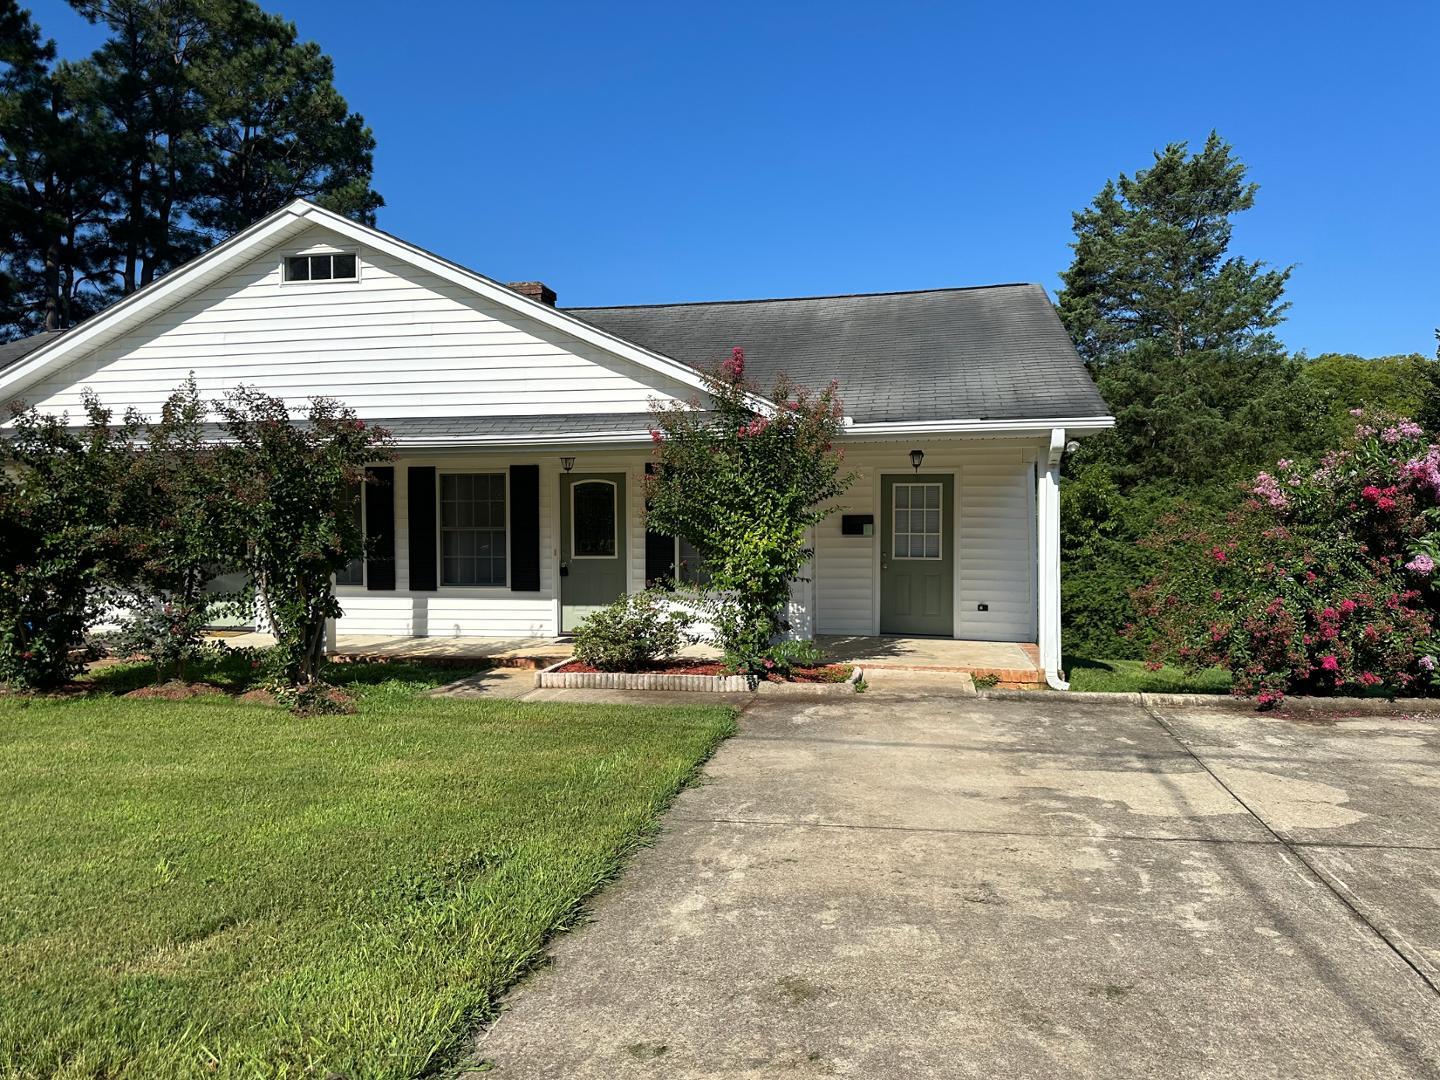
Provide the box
[1134,411,1440,705]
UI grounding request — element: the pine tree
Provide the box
[1057,133,1314,486]
[0,0,114,335]
[0,0,382,337]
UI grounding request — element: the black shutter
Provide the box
[642,463,675,585]
[509,464,541,591]
[408,466,437,591]
[645,531,675,586]
[364,467,396,590]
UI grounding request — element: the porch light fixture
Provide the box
[560,456,576,473]
[909,448,925,473]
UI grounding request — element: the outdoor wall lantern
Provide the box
[560,456,576,473]
[909,448,925,473]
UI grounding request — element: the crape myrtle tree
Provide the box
[1135,410,1440,706]
[645,348,853,672]
[214,386,391,686]
[0,396,140,688]
[116,377,237,681]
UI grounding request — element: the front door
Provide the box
[560,473,627,632]
[880,474,954,636]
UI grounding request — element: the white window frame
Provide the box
[569,478,620,560]
[892,481,944,561]
[437,470,511,589]
[280,250,361,285]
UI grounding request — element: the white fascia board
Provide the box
[0,207,311,399]
[842,415,1115,440]
[291,203,778,412]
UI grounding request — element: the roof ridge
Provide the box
[563,283,1040,312]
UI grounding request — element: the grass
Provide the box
[1064,655,1233,695]
[0,658,736,1079]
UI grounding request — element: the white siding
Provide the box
[20,224,694,420]
[814,440,1039,642]
[334,440,1039,643]
[334,449,650,638]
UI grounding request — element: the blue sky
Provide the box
[28,0,1440,357]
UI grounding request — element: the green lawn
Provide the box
[1064,655,1233,694]
[0,662,735,1079]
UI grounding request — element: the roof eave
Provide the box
[841,416,1115,440]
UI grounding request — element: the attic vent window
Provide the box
[284,252,357,282]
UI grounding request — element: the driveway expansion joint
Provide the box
[1143,702,1440,999]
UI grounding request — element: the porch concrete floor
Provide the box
[216,631,1041,680]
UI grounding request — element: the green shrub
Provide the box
[759,639,825,676]
[0,398,139,689]
[572,590,693,672]
[1135,411,1440,705]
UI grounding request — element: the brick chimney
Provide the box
[507,281,557,306]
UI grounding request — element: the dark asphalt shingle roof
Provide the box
[0,331,61,373]
[567,285,1108,424]
[370,413,656,441]
[2,285,1110,427]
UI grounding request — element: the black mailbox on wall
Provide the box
[841,514,874,537]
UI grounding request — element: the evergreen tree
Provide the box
[1058,132,1314,486]
[0,0,381,337]
[0,0,113,335]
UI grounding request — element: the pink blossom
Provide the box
[1211,546,1227,564]
[1252,471,1289,509]
[1319,655,1340,673]
[1420,655,1436,673]
[1339,599,1357,615]
[721,346,745,381]
[649,428,662,444]
[1405,553,1435,576]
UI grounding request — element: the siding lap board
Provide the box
[19,225,696,421]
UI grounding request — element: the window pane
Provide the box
[925,535,940,558]
[309,254,333,280]
[925,509,940,534]
[895,509,909,533]
[924,485,940,509]
[332,253,357,279]
[895,486,910,509]
[573,481,616,557]
[677,535,709,585]
[894,535,910,558]
[440,474,507,585]
[284,256,309,281]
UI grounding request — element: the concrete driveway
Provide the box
[471,682,1440,1078]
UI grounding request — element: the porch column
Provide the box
[1037,428,1068,690]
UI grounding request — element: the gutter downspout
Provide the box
[1038,427,1069,690]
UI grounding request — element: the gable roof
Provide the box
[0,199,729,408]
[568,285,1109,426]
[0,202,1111,436]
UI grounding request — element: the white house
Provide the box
[0,200,1112,688]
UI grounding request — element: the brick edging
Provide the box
[534,660,864,695]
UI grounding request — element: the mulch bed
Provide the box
[123,681,226,701]
[555,659,853,683]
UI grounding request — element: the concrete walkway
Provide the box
[469,683,1440,1078]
